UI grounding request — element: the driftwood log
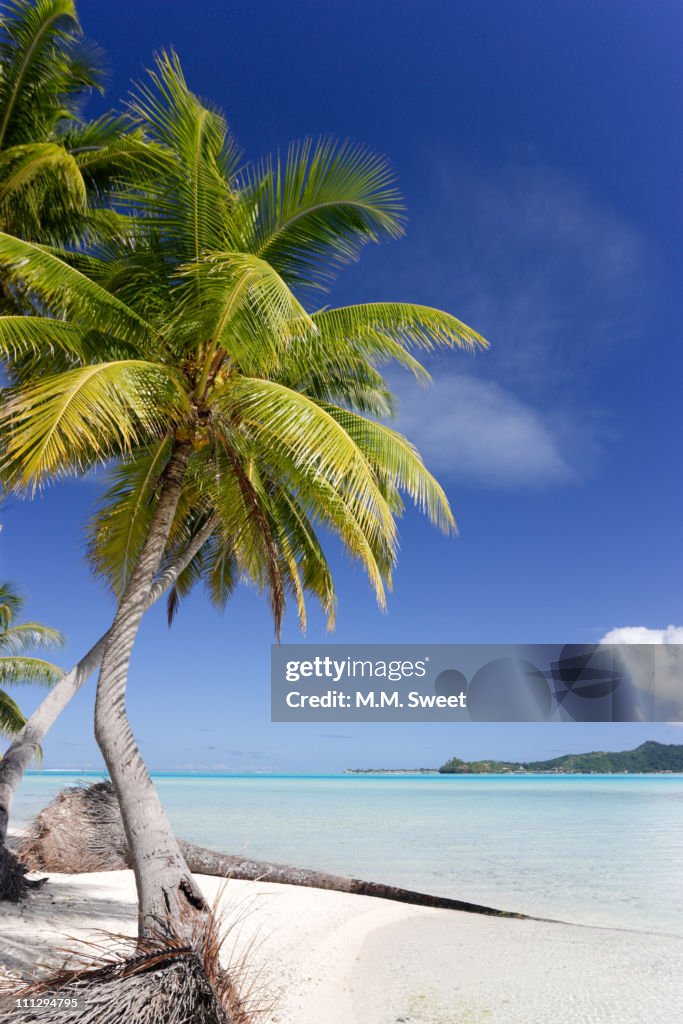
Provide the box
[15,781,532,920]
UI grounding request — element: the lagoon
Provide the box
[13,771,683,937]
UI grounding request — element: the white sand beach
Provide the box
[1,869,682,1024]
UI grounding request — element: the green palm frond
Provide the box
[209,439,286,630]
[295,470,392,607]
[164,543,207,625]
[0,654,62,686]
[0,582,24,629]
[86,440,172,596]
[0,314,99,363]
[0,360,190,488]
[0,687,27,737]
[215,431,393,607]
[66,116,160,197]
[126,51,239,263]
[236,137,405,289]
[0,0,89,150]
[321,404,456,533]
[201,535,238,614]
[269,488,336,630]
[0,140,86,209]
[0,232,154,344]
[179,251,313,380]
[218,377,397,548]
[0,621,64,653]
[311,302,488,362]
[0,576,62,739]
[292,363,397,418]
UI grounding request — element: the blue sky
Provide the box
[2,0,682,770]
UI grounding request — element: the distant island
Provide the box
[346,742,683,775]
[438,741,683,774]
[346,768,438,775]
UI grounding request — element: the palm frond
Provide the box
[216,377,396,550]
[0,654,62,686]
[0,687,27,736]
[86,441,172,596]
[0,621,64,654]
[0,0,84,150]
[0,582,24,629]
[216,426,393,608]
[0,139,85,206]
[0,360,190,489]
[236,137,405,290]
[178,251,313,380]
[209,439,286,631]
[164,546,206,625]
[126,51,239,263]
[321,404,456,533]
[311,302,488,363]
[0,314,101,364]
[66,117,161,197]
[269,488,336,630]
[201,535,237,614]
[0,232,155,345]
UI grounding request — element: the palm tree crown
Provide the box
[0,53,486,631]
[0,0,148,247]
[0,581,63,737]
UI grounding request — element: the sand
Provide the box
[1,869,682,1024]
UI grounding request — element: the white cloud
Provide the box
[599,626,683,721]
[352,160,649,488]
[600,626,683,645]
[392,372,572,487]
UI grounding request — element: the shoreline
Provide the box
[1,870,682,1023]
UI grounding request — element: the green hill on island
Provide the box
[438,741,683,774]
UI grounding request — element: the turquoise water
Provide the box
[13,772,683,937]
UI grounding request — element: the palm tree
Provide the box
[0,0,147,252]
[0,54,486,943]
[0,521,220,903]
[0,581,62,738]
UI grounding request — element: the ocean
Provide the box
[13,772,683,937]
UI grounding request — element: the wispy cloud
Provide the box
[353,159,649,488]
[405,161,649,389]
[392,372,573,487]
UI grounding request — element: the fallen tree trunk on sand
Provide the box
[16,782,531,920]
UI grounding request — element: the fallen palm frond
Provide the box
[0,841,44,902]
[0,894,266,1024]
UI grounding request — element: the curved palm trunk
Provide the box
[94,442,206,939]
[0,639,104,846]
[0,517,216,850]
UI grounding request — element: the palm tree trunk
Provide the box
[0,516,216,849]
[93,441,207,940]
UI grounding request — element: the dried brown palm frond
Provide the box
[0,897,266,1024]
[17,781,128,873]
[0,841,44,902]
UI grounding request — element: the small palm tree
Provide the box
[0,581,63,738]
[0,0,147,251]
[0,54,486,946]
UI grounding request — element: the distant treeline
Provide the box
[438,741,683,774]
